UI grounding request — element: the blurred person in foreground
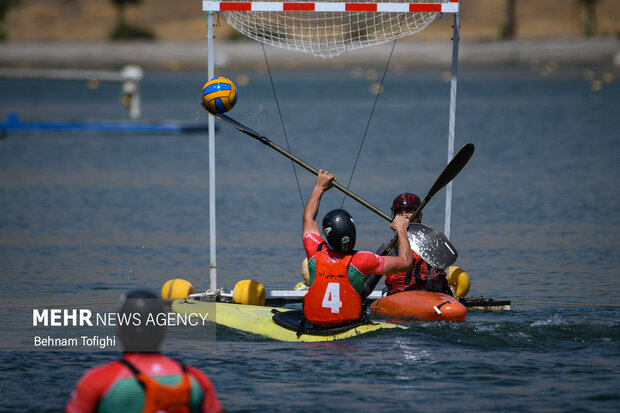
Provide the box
[66,289,223,413]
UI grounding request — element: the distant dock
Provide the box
[0,113,211,137]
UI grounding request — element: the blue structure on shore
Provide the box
[0,113,211,137]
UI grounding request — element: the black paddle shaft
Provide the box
[209,109,393,222]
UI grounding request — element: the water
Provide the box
[0,59,619,412]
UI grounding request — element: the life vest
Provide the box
[304,243,362,327]
[385,250,447,295]
[119,358,192,413]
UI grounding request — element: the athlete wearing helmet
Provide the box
[363,193,452,298]
[321,208,356,253]
[302,170,413,327]
[391,192,423,223]
[66,289,223,413]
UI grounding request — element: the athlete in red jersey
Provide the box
[302,170,413,327]
[363,193,452,297]
[65,290,223,413]
[66,352,222,413]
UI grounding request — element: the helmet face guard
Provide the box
[391,193,422,221]
[321,209,356,253]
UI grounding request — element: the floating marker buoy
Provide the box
[447,266,470,298]
[161,279,194,300]
[232,279,266,306]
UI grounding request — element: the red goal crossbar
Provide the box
[202,1,459,13]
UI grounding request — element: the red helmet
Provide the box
[391,193,422,221]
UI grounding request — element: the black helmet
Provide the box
[322,209,356,253]
[117,289,166,352]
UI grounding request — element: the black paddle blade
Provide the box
[200,102,262,140]
[427,142,475,198]
[408,223,458,269]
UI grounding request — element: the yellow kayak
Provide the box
[171,298,404,342]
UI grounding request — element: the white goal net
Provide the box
[206,1,454,58]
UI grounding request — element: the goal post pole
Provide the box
[207,12,218,291]
[444,10,460,240]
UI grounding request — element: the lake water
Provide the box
[0,56,619,412]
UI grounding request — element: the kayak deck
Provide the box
[171,299,405,342]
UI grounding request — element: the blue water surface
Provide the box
[0,54,619,412]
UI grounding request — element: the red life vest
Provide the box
[385,251,447,295]
[304,243,362,327]
[119,358,192,413]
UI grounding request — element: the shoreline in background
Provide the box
[0,37,618,71]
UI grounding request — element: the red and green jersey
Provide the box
[65,352,222,413]
[303,233,385,295]
[303,233,385,326]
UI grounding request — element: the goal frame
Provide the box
[203,0,461,291]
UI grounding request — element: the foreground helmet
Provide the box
[322,209,356,253]
[117,289,166,352]
[391,193,422,220]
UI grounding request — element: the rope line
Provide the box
[261,44,305,207]
[341,39,397,209]
[513,300,620,308]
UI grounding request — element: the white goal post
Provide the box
[202,0,461,291]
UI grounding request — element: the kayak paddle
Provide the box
[380,142,474,256]
[203,104,468,268]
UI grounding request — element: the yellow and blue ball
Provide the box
[202,76,238,114]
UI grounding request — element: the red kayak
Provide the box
[370,291,467,322]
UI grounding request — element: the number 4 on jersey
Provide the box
[322,283,343,313]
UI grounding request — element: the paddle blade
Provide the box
[408,223,458,269]
[427,143,475,198]
[201,102,262,140]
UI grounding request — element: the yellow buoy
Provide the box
[447,266,470,298]
[161,279,194,300]
[232,279,266,306]
[301,257,310,285]
[294,282,309,291]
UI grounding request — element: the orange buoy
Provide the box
[370,290,466,322]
